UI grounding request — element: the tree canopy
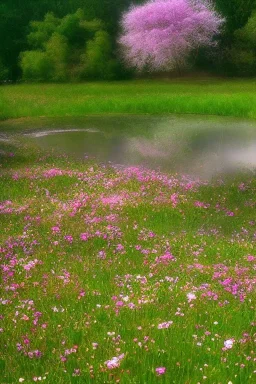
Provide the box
[20,9,119,81]
[1,0,256,80]
[119,0,223,73]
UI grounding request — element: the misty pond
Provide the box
[3,114,256,178]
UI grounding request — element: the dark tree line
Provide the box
[1,0,256,81]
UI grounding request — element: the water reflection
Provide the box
[19,115,256,179]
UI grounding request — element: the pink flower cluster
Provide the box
[120,0,224,71]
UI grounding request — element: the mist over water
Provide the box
[15,115,256,179]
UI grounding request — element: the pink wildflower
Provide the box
[105,353,125,369]
[156,367,166,375]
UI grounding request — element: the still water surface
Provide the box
[2,115,256,178]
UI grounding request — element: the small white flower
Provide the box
[224,339,234,349]
[19,379,25,383]
[187,292,196,302]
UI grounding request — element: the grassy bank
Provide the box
[0,139,255,383]
[2,79,256,121]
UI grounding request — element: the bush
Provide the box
[27,13,60,49]
[45,33,69,81]
[225,11,256,76]
[20,51,53,81]
[80,31,117,80]
[20,9,119,82]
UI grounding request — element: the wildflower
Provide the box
[80,233,89,241]
[19,379,25,383]
[51,226,60,233]
[105,353,125,369]
[98,250,106,259]
[64,235,73,243]
[72,369,81,377]
[187,292,196,302]
[156,367,166,375]
[155,252,176,264]
[157,321,173,329]
[224,339,234,349]
[171,193,179,207]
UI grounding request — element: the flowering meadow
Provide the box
[0,140,255,383]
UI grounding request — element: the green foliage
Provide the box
[235,10,256,44]
[45,33,69,81]
[0,0,143,81]
[204,1,256,76]
[20,9,119,82]
[0,58,9,81]
[28,13,60,49]
[3,0,256,79]
[224,10,256,75]
[56,9,84,42]
[214,0,256,33]
[20,51,52,81]
[227,47,256,75]
[80,31,117,80]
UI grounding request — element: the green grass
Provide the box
[0,140,255,383]
[2,79,256,122]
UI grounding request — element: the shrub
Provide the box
[27,13,60,49]
[20,9,119,81]
[225,11,256,76]
[81,31,117,80]
[45,33,69,81]
[20,51,52,81]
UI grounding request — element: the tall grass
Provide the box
[2,79,256,121]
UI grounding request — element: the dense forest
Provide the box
[1,0,256,81]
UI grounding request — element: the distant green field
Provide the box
[2,79,256,121]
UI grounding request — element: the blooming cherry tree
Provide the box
[119,0,224,72]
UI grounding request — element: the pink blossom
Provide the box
[187,292,197,302]
[120,0,223,72]
[105,353,125,369]
[44,168,63,178]
[80,233,89,241]
[158,320,173,329]
[155,252,176,264]
[156,367,166,375]
[52,226,60,233]
[64,235,73,243]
